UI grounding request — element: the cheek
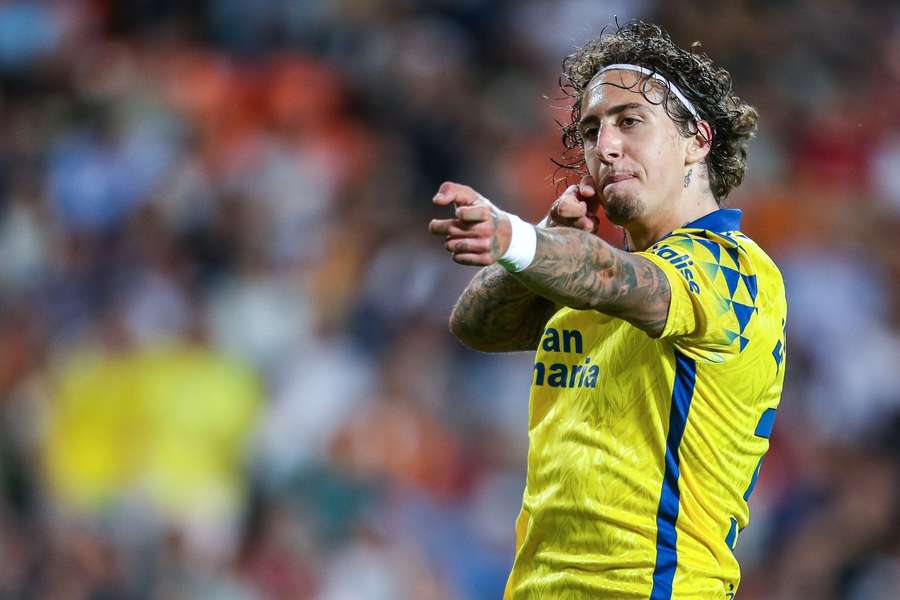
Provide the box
[644,139,683,189]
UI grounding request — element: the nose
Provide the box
[594,123,623,163]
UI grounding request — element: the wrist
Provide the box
[498,212,537,273]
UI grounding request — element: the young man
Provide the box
[428,22,786,599]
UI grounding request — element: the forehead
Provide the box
[580,69,668,115]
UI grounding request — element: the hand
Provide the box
[428,181,512,266]
[546,175,600,234]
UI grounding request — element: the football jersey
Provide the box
[504,209,786,599]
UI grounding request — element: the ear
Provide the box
[684,120,713,166]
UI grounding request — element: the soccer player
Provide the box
[428,21,786,599]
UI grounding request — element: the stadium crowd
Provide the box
[0,0,898,598]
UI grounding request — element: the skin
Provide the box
[429,69,717,351]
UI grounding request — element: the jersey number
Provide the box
[725,408,777,551]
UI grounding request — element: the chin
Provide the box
[602,193,644,225]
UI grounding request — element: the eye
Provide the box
[582,126,598,142]
[620,116,641,128]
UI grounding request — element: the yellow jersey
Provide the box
[504,209,786,599]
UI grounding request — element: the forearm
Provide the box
[512,227,669,335]
[450,264,556,352]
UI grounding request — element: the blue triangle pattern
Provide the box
[732,302,755,333]
[742,274,758,303]
[721,266,740,298]
[725,246,741,269]
[695,237,721,263]
[739,336,750,351]
[700,262,720,280]
[673,236,694,250]
[773,340,783,366]
[719,233,739,248]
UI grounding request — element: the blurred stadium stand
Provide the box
[0,0,899,598]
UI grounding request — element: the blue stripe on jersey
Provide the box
[754,408,777,438]
[650,350,697,600]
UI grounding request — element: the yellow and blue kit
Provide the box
[504,209,786,599]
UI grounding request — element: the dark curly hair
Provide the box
[559,21,758,203]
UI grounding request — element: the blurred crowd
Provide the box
[0,0,899,598]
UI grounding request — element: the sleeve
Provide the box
[636,232,754,363]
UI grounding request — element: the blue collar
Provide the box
[681,208,742,233]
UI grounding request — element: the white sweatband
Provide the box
[498,213,537,273]
[597,63,702,122]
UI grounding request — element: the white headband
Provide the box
[597,63,702,122]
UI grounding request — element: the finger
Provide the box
[429,218,455,236]
[433,182,477,207]
[575,215,600,234]
[577,175,596,197]
[452,253,493,266]
[549,186,577,220]
[556,197,588,220]
[432,189,456,207]
[456,205,490,223]
[579,175,602,213]
[430,218,494,238]
[445,237,491,254]
[447,221,492,237]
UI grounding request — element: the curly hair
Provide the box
[559,21,758,203]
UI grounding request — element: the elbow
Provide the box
[448,310,477,348]
[448,309,493,352]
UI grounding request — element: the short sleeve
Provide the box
[637,231,759,363]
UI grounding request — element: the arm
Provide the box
[431,179,598,352]
[429,181,671,339]
[514,227,670,337]
[449,264,556,352]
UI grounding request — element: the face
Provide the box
[578,70,692,226]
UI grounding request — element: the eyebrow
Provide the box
[579,103,651,129]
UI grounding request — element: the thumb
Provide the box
[579,175,601,214]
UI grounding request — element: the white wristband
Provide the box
[498,213,537,272]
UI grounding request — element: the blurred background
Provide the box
[0,0,899,598]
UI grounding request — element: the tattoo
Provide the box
[683,168,693,188]
[451,265,557,352]
[513,228,671,336]
[489,205,503,258]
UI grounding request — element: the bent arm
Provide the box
[513,227,671,337]
[450,264,557,352]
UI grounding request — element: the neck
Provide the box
[623,187,719,251]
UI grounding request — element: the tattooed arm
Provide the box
[514,227,670,337]
[429,180,671,342]
[449,265,557,352]
[431,179,597,352]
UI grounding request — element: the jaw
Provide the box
[601,188,644,226]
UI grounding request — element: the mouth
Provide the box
[601,173,636,191]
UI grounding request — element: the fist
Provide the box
[547,175,600,234]
[428,181,512,266]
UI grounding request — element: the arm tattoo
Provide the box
[513,228,671,337]
[450,265,557,352]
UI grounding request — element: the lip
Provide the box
[601,173,636,189]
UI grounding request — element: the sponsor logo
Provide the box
[653,244,701,294]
